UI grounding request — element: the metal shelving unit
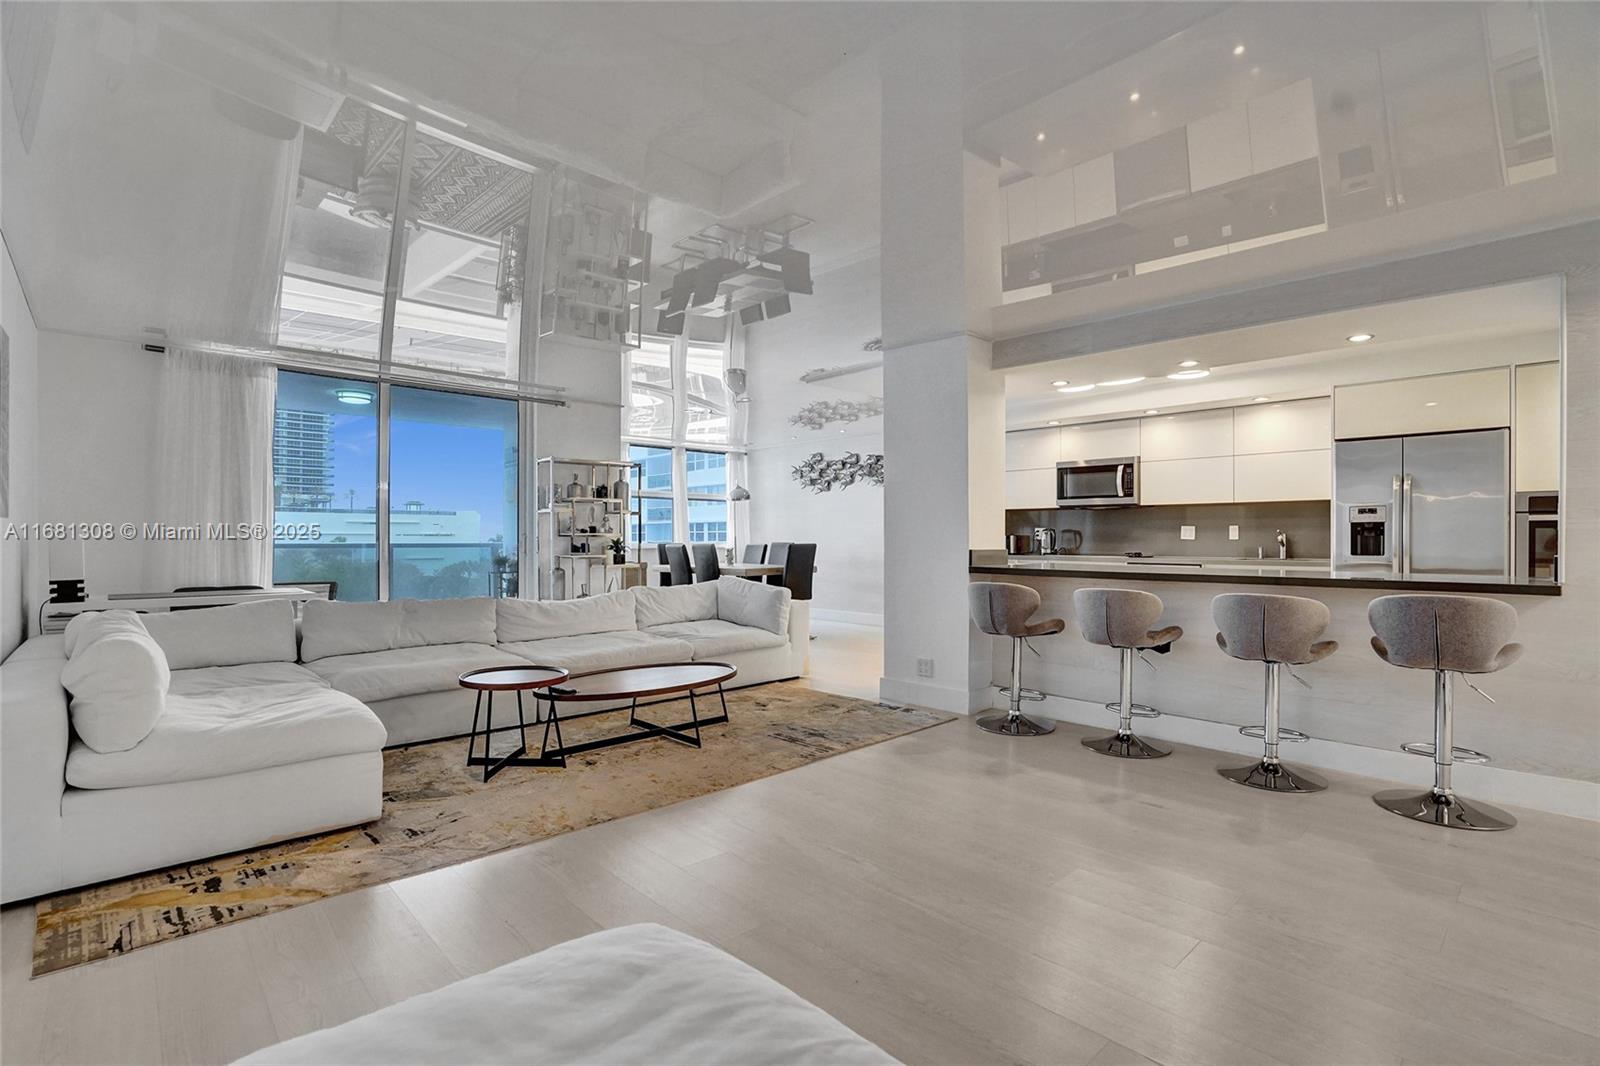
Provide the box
[536,456,642,599]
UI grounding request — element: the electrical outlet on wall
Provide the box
[916,657,935,678]
[1180,525,1196,541]
[1229,525,1240,540]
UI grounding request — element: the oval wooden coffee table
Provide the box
[459,665,569,782]
[534,661,738,770]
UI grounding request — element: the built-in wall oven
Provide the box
[1056,457,1139,508]
[1514,491,1559,581]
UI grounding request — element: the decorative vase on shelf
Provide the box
[565,475,583,500]
[612,474,629,508]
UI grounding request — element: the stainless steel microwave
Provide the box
[1056,457,1139,507]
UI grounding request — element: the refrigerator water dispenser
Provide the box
[1348,504,1388,558]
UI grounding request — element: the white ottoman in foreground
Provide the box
[235,923,899,1066]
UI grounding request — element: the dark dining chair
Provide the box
[741,543,767,564]
[661,543,692,587]
[769,542,815,599]
[765,542,791,577]
[691,543,722,582]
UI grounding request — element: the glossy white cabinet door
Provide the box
[1004,176,1038,245]
[1514,361,1560,491]
[1188,103,1252,192]
[1072,154,1117,225]
[1139,408,1235,461]
[1234,450,1332,502]
[1034,167,1076,238]
[1247,78,1319,174]
[1005,427,1061,470]
[1058,418,1141,462]
[1140,456,1234,505]
[1005,467,1057,510]
[1334,367,1510,439]
[1232,397,1331,454]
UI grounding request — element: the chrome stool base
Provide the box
[976,712,1055,736]
[1219,759,1326,793]
[1082,731,1169,759]
[1373,788,1516,831]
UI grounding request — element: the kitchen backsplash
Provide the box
[1006,500,1332,559]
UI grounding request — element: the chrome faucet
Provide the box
[1276,530,1288,560]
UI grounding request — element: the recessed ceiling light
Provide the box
[1145,409,1160,415]
[1128,91,1141,103]
[1178,359,1199,368]
[1096,376,1146,387]
[335,387,374,406]
[1035,131,1047,143]
[1347,333,1375,343]
[1424,401,1438,407]
[1057,384,1096,394]
[1233,43,1246,56]
[1252,396,1270,403]
[1050,380,1069,387]
[1048,420,1061,426]
[1166,369,1210,381]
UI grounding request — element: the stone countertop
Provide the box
[973,551,1561,597]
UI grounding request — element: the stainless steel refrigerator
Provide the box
[1334,429,1510,577]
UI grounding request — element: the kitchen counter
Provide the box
[972,550,1561,596]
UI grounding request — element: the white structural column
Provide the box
[878,13,1007,712]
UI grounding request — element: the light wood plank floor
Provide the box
[4,625,1597,1066]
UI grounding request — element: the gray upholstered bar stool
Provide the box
[970,582,1065,736]
[1368,594,1522,831]
[1073,587,1181,758]
[1212,593,1338,793]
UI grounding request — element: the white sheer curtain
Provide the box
[150,349,277,590]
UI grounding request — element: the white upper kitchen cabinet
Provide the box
[1005,427,1061,470]
[1034,167,1076,238]
[1514,361,1560,491]
[1005,467,1057,511]
[1140,456,1234,506]
[1058,418,1141,462]
[1188,103,1253,192]
[1139,408,1234,461]
[1072,154,1117,226]
[1334,367,1511,440]
[1246,78,1319,174]
[1234,450,1332,502]
[1003,176,1039,245]
[1232,397,1332,454]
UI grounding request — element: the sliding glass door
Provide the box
[272,371,519,600]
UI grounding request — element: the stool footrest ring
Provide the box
[1104,701,1160,719]
[1401,741,1490,764]
[998,686,1046,702]
[1239,725,1309,743]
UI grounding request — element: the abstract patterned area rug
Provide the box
[33,684,952,977]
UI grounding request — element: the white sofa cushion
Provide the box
[60,613,170,754]
[399,598,497,648]
[66,682,385,790]
[500,631,694,675]
[62,609,148,658]
[141,599,298,669]
[642,620,788,658]
[299,599,404,662]
[633,583,718,629]
[305,643,530,704]
[168,661,329,699]
[496,591,636,643]
[715,577,791,635]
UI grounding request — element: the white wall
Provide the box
[745,255,884,624]
[2,233,43,656]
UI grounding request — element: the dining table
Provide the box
[645,561,788,583]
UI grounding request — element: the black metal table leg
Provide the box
[466,689,483,767]
[516,690,528,749]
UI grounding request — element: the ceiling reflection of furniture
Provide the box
[654,216,813,334]
[537,457,642,600]
[540,173,651,346]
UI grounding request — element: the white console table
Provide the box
[40,586,324,634]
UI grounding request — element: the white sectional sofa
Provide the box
[0,579,807,903]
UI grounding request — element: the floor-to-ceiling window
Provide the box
[623,333,740,547]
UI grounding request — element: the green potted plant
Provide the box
[607,537,627,564]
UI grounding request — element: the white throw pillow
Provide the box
[398,598,497,648]
[60,618,170,753]
[715,577,792,635]
[141,599,298,670]
[634,583,719,629]
[299,600,404,662]
[496,591,637,643]
[62,609,149,658]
